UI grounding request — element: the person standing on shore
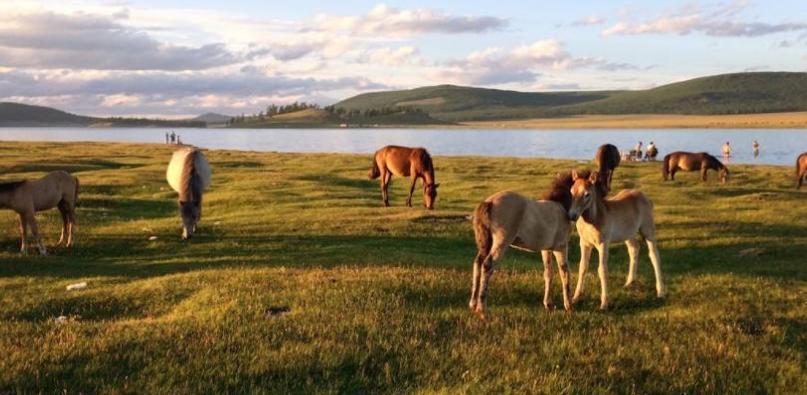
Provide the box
[752,140,760,158]
[634,141,643,161]
[722,141,732,159]
[170,131,176,144]
[165,132,170,144]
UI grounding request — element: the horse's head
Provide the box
[179,200,201,240]
[568,170,598,221]
[720,166,730,183]
[424,183,440,210]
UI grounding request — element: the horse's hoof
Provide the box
[599,304,609,311]
[624,282,635,289]
[543,302,555,311]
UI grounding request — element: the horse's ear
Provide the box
[571,169,579,180]
[589,171,600,183]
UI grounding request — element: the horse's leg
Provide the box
[645,239,666,298]
[476,242,506,318]
[57,203,68,246]
[670,167,676,180]
[541,250,554,310]
[18,213,27,255]
[406,175,418,207]
[469,250,486,311]
[66,209,76,247]
[572,242,593,304]
[701,167,708,182]
[553,248,572,311]
[596,243,609,310]
[25,211,47,256]
[624,238,640,288]
[381,170,391,207]
[799,169,805,189]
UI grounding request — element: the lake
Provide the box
[1,127,805,166]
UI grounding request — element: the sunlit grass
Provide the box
[0,141,804,393]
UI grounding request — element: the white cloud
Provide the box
[307,4,508,36]
[572,16,606,27]
[602,2,807,37]
[357,46,425,66]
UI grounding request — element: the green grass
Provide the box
[0,142,804,393]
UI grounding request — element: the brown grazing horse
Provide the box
[0,171,79,255]
[469,173,575,318]
[568,170,666,310]
[663,151,729,183]
[797,152,807,189]
[369,145,439,209]
[595,144,620,191]
[167,148,212,240]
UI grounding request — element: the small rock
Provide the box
[55,315,68,323]
[266,306,290,318]
[66,282,87,291]
[148,236,158,241]
[738,248,764,257]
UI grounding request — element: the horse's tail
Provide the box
[662,154,671,181]
[473,201,493,255]
[368,154,381,179]
[73,176,81,207]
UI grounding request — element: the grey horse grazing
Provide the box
[0,171,79,255]
[167,148,211,240]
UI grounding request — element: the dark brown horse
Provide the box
[595,144,620,192]
[369,145,439,209]
[797,152,807,189]
[663,151,729,183]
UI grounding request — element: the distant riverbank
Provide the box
[461,112,807,129]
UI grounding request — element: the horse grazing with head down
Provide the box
[0,171,79,255]
[369,145,439,209]
[595,144,620,192]
[469,172,576,318]
[797,152,807,189]
[567,170,666,310]
[663,151,729,183]
[167,147,211,240]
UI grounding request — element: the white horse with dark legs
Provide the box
[567,170,666,310]
[469,173,576,319]
[167,148,211,240]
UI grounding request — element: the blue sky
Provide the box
[0,0,805,117]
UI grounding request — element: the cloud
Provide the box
[602,2,807,37]
[357,46,425,66]
[307,4,507,36]
[572,16,606,27]
[0,10,239,70]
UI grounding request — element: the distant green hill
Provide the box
[335,72,807,121]
[0,102,205,127]
[0,102,93,126]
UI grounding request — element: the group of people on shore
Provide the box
[164,131,182,145]
[629,139,761,162]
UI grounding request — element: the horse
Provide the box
[595,144,620,192]
[797,152,807,189]
[368,145,439,209]
[167,147,211,240]
[469,173,575,318]
[0,171,79,255]
[662,151,729,183]
[567,170,666,310]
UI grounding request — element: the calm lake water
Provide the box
[1,127,805,166]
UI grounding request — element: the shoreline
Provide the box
[459,112,807,129]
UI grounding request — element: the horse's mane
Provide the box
[540,171,581,211]
[0,180,25,193]
[179,150,202,202]
[702,152,725,169]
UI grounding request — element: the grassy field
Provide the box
[462,112,807,129]
[0,142,805,393]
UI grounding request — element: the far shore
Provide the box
[460,112,807,129]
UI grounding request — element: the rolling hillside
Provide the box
[0,102,94,126]
[335,72,807,121]
[0,102,205,127]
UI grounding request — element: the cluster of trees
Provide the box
[323,105,428,119]
[228,102,320,125]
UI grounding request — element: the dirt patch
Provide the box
[411,214,471,224]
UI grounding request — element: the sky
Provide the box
[0,0,805,118]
